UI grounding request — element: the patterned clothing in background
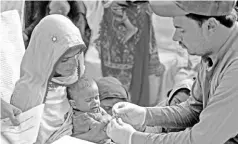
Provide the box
[95,3,164,106]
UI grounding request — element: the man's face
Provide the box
[172,16,208,56]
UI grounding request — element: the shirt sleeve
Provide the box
[145,68,204,128]
[131,60,238,144]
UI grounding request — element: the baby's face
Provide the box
[169,91,189,106]
[100,98,125,115]
[71,83,100,113]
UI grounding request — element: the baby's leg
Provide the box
[121,12,138,44]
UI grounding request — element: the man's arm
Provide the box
[145,71,203,128]
[131,60,238,144]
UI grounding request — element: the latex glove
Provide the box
[112,102,146,130]
[0,98,21,126]
[107,118,136,144]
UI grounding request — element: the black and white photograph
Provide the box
[1,0,238,144]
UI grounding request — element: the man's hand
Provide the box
[107,118,136,144]
[112,102,146,130]
[1,98,21,126]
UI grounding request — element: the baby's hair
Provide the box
[67,76,96,99]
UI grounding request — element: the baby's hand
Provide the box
[101,114,112,125]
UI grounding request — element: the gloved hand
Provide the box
[107,118,136,144]
[112,102,146,130]
[1,98,21,126]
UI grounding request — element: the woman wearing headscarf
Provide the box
[10,15,86,144]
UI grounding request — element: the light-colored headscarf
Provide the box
[10,14,85,112]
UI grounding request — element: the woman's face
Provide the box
[55,45,83,77]
[100,98,126,115]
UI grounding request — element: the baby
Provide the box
[96,76,130,115]
[103,0,138,44]
[67,76,112,143]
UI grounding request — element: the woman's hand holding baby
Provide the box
[87,114,112,142]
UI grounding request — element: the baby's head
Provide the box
[49,0,70,16]
[68,76,100,113]
[167,68,195,106]
[96,77,130,115]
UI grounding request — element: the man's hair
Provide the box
[67,76,96,99]
[186,12,237,28]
